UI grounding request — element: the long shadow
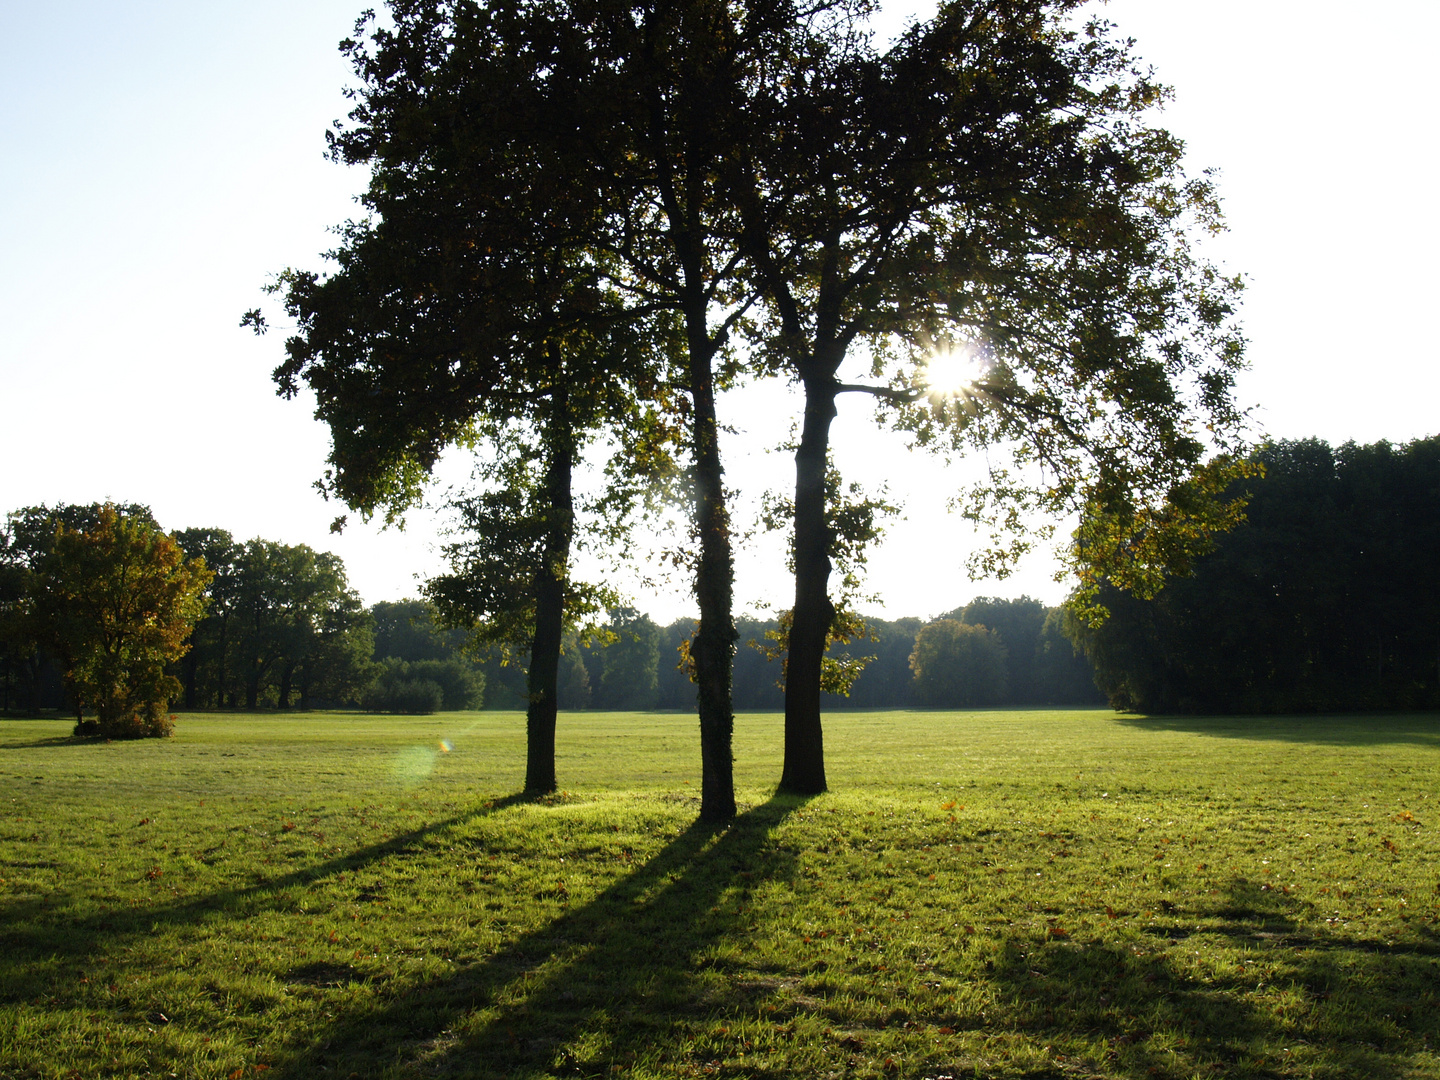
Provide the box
[1109,711,1440,747]
[979,873,1439,1079]
[0,734,93,749]
[0,790,544,995]
[269,793,812,1079]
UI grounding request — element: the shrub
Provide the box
[74,707,175,739]
[361,658,449,714]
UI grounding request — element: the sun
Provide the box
[922,343,988,400]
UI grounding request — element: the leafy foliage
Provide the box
[1069,436,1440,712]
[27,505,210,737]
[909,619,1009,708]
[362,657,482,714]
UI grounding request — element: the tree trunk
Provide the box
[183,643,199,710]
[277,662,294,710]
[524,404,575,795]
[688,342,738,821]
[216,614,228,709]
[780,378,837,794]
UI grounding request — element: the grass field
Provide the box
[2,708,1438,1079]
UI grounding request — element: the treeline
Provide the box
[1071,436,1440,713]
[499,597,1102,712]
[0,508,482,715]
[1,503,1102,714]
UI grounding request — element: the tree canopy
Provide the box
[1069,436,1440,713]
[248,0,1252,815]
[27,505,211,738]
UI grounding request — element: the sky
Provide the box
[2,0,1436,624]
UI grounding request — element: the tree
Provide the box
[724,0,1249,791]
[262,0,840,817]
[173,528,241,709]
[27,505,211,737]
[259,2,687,795]
[371,599,465,663]
[909,619,1008,708]
[589,606,661,710]
[4,503,162,715]
[948,596,1046,702]
[1032,607,1103,705]
[226,539,372,710]
[1069,436,1440,713]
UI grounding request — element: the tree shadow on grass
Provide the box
[1109,711,1440,747]
[0,734,92,749]
[267,792,812,1079]
[976,873,1439,1079]
[0,790,545,993]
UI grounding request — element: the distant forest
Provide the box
[0,504,1098,714]
[1072,436,1440,713]
[3,433,1436,716]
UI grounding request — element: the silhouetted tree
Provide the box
[725,0,1250,792]
[1070,436,1440,712]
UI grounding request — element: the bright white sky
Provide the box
[2,1,1436,624]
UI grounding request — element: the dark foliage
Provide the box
[1071,436,1440,712]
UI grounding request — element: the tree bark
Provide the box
[688,339,738,822]
[524,402,575,795]
[215,613,228,709]
[277,662,294,710]
[183,645,199,710]
[780,377,838,794]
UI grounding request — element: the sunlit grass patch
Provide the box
[2,708,1438,1078]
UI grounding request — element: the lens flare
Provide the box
[439,739,452,753]
[922,342,988,399]
[392,746,438,787]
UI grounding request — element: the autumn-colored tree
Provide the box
[28,505,211,738]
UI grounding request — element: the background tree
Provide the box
[1069,436,1440,712]
[1032,607,1104,706]
[226,539,372,710]
[909,619,1008,708]
[586,606,661,711]
[27,505,211,737]
[946,597,1046,702]
[371,599,469,663]
[3,503,160,714]
[173,528,241,709]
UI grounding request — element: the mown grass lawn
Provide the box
[1,708,1438,1079]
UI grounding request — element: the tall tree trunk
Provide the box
[216,614,228,708]
[183,639,199,709]
[780,377,838,794]
[688,341,738,821]
[277,662,294,710]
[524,404,575,794]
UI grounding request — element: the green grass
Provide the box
[2,708,1438,1079]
